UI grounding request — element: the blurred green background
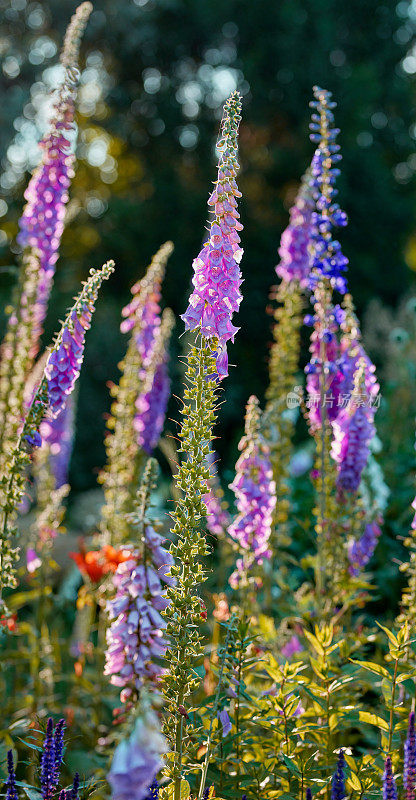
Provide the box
[0,0,416,494]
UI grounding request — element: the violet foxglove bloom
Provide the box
[348,520,381,576]
[104,528,173,701]
[276,172,314,287]
[228,396,276,587]
[217,708,232,737]
[405,711,416,800]
[181,91,243,378]
[134,361,170,455]
[331,751,346,800]
[107,704,166,800]
[17,3,92,349]
[133,308,174,456]
[6,751,18,800]
[281,634,303,660]
[40,393,75,487]
[27,547,42,574]
[308,86,348,295]
[45,261,114,419]
[331,353,378,494]
[383,756,398,800]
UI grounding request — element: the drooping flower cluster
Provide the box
[308,86,348,294]
[17,2,93,346]
[383,756,398,800]
[228,396,276,587]
[348,519,381,576]
[40,393,75,487]
[45,261,114,419]
[181,91,243,378]
[134,308,174,455]
[331,353,378,494]
[405,711,416,800]
[108,696,167,800]
[276,172,314,287]
[104,526,173,703]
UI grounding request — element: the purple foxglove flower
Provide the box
[308,87,348,294]
[27,547,42,574]
[411,496,416,531]
[348,520,381,576]
[332,404,374,494]
[134,358,170,456]
[306,789,312,800]
[383,756,398,800]
[6,751,18,800]
[40,393,75,487]
[228,396,276,587]
[104,529,173,700]
[281,634,303,660]
[181,91,243,377]
[331,751,346,800]
[217,708,232,737]
[276,173,314,287]
[108,707,166,800]
[17,78,76,336]
[15,3,92,355]
[43,259,116,421]
[405,711,416,800]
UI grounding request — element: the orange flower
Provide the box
[70,544,132,583]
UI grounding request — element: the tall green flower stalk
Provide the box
[0,3,92,474]
[264,279,304,564]
[162,90,243,799]
[99,242,173,546]
[0,261,114,601]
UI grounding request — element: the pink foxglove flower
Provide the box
[181,91,243,378]
[228,396,276,587]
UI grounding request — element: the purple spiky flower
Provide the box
[40,718,56,800]
[44,261,114,420]
[15,3,92,356]
[384,756,398,800]
[405,711,416,800]
[40,393,75,487]
[308,86,348,295]
[104,528,173,702]
[277,172,314,287]
[181,91,243,378]
[348,520,381,576]
[331,750,346,800]
[228,396,276,587]
[6,751,18,800]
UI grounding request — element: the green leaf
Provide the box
[281,754,301,776]
[358,711,389,732]
[350,659,390,679]
[22,788,43,800]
